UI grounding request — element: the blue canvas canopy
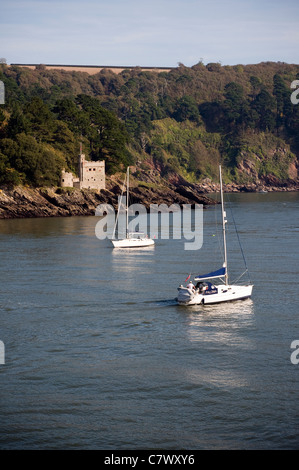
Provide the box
[194,267,226,282]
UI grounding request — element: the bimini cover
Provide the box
[194,267,226,281]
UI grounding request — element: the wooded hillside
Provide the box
[0,61,298,187]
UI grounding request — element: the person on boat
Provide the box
[195,282,204,292]
[187,281,195,290]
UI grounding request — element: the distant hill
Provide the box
[9,63,174,75]
[0,61,298,189]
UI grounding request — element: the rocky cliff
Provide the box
[0,169,298,219]
[0,178,216,219]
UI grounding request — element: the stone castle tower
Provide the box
[61,152,105,191]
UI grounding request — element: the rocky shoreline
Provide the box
[0,177,298,219]
[197,180,299,194]
[0,180,215,219]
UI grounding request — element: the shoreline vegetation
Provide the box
[0,171,298,219]
[0,61,299,218]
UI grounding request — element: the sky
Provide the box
[1,0,299,67]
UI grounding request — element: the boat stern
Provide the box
[177,286,203,305]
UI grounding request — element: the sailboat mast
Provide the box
[126,167,129,238]
[219,165,228,285]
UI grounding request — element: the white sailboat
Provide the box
[177,165,253,305]
[111,167,155,248]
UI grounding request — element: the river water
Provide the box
[0,192,298,450]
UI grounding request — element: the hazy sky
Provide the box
[1,0,298,66]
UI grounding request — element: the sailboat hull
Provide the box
[177,284,253,305]
[111,238,155,248]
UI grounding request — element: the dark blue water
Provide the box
[0,192,298,449]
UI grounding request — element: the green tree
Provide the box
[7,107,30,137]
[273,74,293,132]
[25,97,56,140]
[251,89,276,131]
[173,96,200,123]
[0,151,23,185]
[223,82,245,128]
[54,98,89,135]
[76,94,133,172]
[1,134,65,186]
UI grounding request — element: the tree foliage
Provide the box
[0,61,298,186]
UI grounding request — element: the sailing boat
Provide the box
[177,165,253,305]
[111,167,155,248]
